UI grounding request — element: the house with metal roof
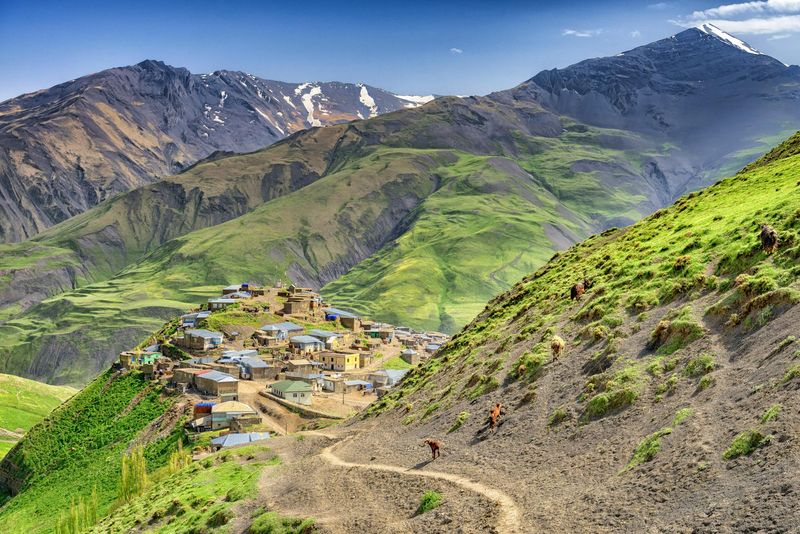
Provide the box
[195,370,239,400]
[209,401,258,430]
[369,369,410,388]
[270,380,313,405]
[290,335,325,354]
[400,348,420,365]
[179,329,224,351]
[208,297,237,310]
[308,329,345,349]
[211,432,270,449]
[258,321,303,340]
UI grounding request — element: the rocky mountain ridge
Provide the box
[0,59,433,242]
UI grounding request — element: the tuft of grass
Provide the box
[761,404,781,423]
[673,408,693,426]
[249,510,316,534]
[783,364,800,383]
[624,427,673,471]
[723,430,770,460]
[448,411,469,433]
[548,407,569,427]
[648,306,703,355]
[583,363,644,420]
[684,353,716,378]
[416,491,443,515]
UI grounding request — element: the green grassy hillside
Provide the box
[357,133,800,529]
[373,131,800,417]
[0,375,74,458]
[0,370,182,533]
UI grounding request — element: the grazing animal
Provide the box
[760,224,778,254]
[489,403,505,432]
[551,335,565,359]
[517,363,526,377]
[423,439,442,460]
[570,278,593,300]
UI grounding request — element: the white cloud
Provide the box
[648,2,673,9]
[449,47,463,54]
[672,14,800,33]
[562,28,603,38]
[631,30,642,37]
[674,0,800,34]
[769,32,793,37]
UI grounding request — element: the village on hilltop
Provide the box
[116,282,449,448]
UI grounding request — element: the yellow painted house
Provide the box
[318,351,360,371]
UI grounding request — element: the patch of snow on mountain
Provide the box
[212,114,225,124]
[282,95,296,109]
[697,23,762,55]
[294,83,311,95]
[219,90,228,108]
[300,85,323,127]
[358,84,378,118]
[395,94,435,106]
[255,108,285,134]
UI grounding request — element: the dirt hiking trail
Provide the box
[311,431,522,533]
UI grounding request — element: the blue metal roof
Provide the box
[211,432,270,448]
[323,307,360,319]
[239,356,269,368]
[344,380,373,387]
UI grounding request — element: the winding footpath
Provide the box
[315,433,523,533]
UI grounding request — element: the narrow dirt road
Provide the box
[315,433,523,534]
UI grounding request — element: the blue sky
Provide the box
[2,0,799,101]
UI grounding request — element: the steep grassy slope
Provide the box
[92,445,313,534]
[0,375,74,458]
[351,136,800,530]
[0,370,184,533]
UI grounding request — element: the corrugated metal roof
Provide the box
[211,401,256,413]
[259,321,303,332]
[323,307,360,319]
[308,329,341,339]
[197,370,237,383]
[290,335,323,345]
[271,380,312,393]
[186,329,223,339]
[211,432,270,448]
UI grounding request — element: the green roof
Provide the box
[270,380,312,393]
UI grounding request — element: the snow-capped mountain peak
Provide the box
[696,23,762,56]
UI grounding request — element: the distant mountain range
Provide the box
[1,26,800,384]
[0,60,433,242]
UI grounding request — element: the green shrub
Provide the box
[783,364,800,383]
[548,407,569,427]
[761,404,781,423]
[723,430,770,460]
[448,412,469,433]
[673,408,692,426]
[249,510,316,534]
[698,374,715,390]
[648,306,703,354]
[624,427,673,470]
[684,353,715,377]
[583,364,643,419]
[416,491,443,515]
[422,402,441,419]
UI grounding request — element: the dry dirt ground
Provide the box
[239,296,800,533]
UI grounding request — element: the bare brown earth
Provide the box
[241,294,800,533]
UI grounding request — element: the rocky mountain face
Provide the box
[0,60,432,242]
[509,24,800,197]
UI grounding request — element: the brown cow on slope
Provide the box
[570,278,593,300]
[423,439,442,460]
[760,224,778,254]
[489,403,505,432]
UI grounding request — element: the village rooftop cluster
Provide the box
[116,282,449,447]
